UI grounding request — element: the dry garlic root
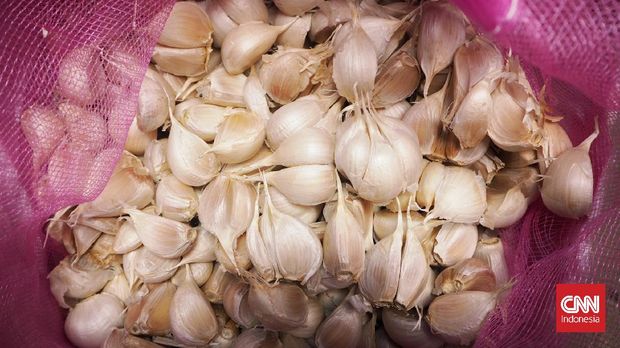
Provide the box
[39,1,599,347]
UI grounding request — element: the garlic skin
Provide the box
[274,12,312,48]
[539,121,573,172]
[233,328,283,348]
[382,308,443,348]
[198,176,255,268]
[158,1,213,48]
[274,0,321,16]
[426,166,487,223]
[417,1,466,95]
[210,111,266,164]
[125,209,196,259]
[402,80,448,155]
[170,269,219,346]
[124,282,175,336]
[155,174,198,222]
[541,123,598,218]
[167,116,221,187]
[426,290,499,345]
[222,22,287,74]
[196,66,247,107]
[474,231,510,286]
[151,45,210,77]
[433,257,497,295]
[65,293,124,348]
[20,105,65,169]
[144,139,169,182]
[248,281,310,331]
[216,0,269,24]
[102,328,161,348]
[315,293,374,348]
[260,165,337,206]
[433,223,478,267]
[323,174,365,282]
[48,258,114,309]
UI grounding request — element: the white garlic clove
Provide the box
[433,222,478,267]
[158,1,213,48]
[402,80,448,155]
[373,49,420,108]
[124,117,156,156]
[248,280,310,331]
[58,102,108,153]
[178,228,219,266]
[446,133,490,166]
[155,174,198,222]
[65,293,125,348]
[196,66,247,107]
[415,161,446,211]
[221,22,288,74]
[481,185,528,229]
[315,293,373,348]
[382,308,443,348]
[474,231,510,286]
[151,45,210,77]
[20,105,65,169]
[246,185,278,281]
[538,121,573,173]
[202,263,235,303]
[309,0,352,43]
[426,166,487,223]
[133,247,179,283]
[260,164,337,206]
[48,257,115,309]
[215,234,252,274]
[125,209,196,259]
[170,267,219,345]
[210,111,266,164]
[144,139,169,183]
[266,95,326,149]
[112,219,142,254]
[56,46,106,106]
[254,127,335,170]
[136,67,175,133]
[216,0,268,24]
[205,0,238,47]
[274,0,322,16]
[171,262,214,288]
[285,297,324,338]
[124,282,175,336]
[433,257,497,295]
[176,99,241,142]
[274,12,312,48]
[167,115,221,186]
[244,66,272,122]
[103,271,131,305]
[358,15,409,64]
[377,100,410,120]
[72,224,102,259]
[448,79,494,149]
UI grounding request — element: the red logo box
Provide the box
[556,283,606,332]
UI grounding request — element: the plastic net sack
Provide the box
[0,0,617,346]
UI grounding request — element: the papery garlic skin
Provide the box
[48,258,115,309]
[65,293,124,348]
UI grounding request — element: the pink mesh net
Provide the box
[0,0,616,346]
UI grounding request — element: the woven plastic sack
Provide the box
[0,0,617,346]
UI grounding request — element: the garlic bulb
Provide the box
[426,166,487,223]
[216,0,268,24]
[205,0,238,47]
[382,308,443,348]
[433,257,496,295]
[323,174,365,282]
[373,49,420,108]
[541,122,598,218]
[170,268,219,345]
[474,231,510,286]
[426,290,499,345]
[196,66,247,107]
[274,0,321,16]
[266,95,326,149]
[20,105,65,169]
[155,174,198,222]
[167,116,221,186]
[74,152,154,218]
[124,282,175,336]
[222,22,288,74]
[198,175,255,268]
[65,293,124,348]
[56,46,105,106]
[433,223,478,267]
[137,67,175,132]
[248,280,310,331]
[259,165,337,206]
[176,100,241,142]
[274,12,312,48]
[158,1,213,48]
[210,111,266,164]
[125,209,196,258]
[133,247,179,283]
[144,139,169,182]
[151,45,210,77]
[417,1,466,95]
[332,18,378,102]
[223,279,258,329]
[315,293,373,348]
[48,258,114,309]
[112,219,142,254]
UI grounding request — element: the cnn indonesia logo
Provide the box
[556,284,606,332]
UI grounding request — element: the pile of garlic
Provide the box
[42,0,599,347]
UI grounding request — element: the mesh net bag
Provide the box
[0,0,617,346]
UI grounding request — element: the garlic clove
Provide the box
[266,95,326,149]
[222,22,288,74]
[210,111,266,164]
[103,271,131,305]
[198,176,255,268]
[65,293,125,348]
[481,185,528,229]
[178,228,218,266]
[358,15,409,64]
[112,219,142,254]
[124,282,175,336]
[215,233,252,274]
[232,328,283,348]
[167,115,221,186]
[133,247,179,284]
[124,117,156,156]
[426,290,500,345]
[144,139,169,182]
[196,66,247,107]
[248,280,309,331]
[417,1,467,96]
[377,100,410,120]
[223,279,258,329]
[137,67,175,132]
[315,293,374,348]
[72,224,102,259]
[158,1,213,49]
[202,263,236,304]
[501,148,537,169]
[323,174,365,283]
[125,208,196,259]
[170,267,219,345]
[20,105,65,169]
[447,79,494,149]
[246,184,278,281]
[538,121,573,173]
[374,209,424,240]
[151,45,210,77]
[474,231,510,286]
[426,166,487,223]
[274,12,313,48]
[260,164,337,206]
[216,0,269,24]
[433,222,478,267]
[59,102,108,153]
[309,0,352,43]
[285,296,324,338]
[264,127,336,169]
[103,328,162,348]
[56,46,106,106]
[274,0,322,16]
[467,150,506,184]
[415,161,447,211]
[434,257,496,295]
[446,132,490,166]
[48,257,115,309]
[541,121,598,218]
[402,80,448,155]
[205,0,238,47]
[46,206,76,254]
[176,100,241,142]
[373,49,420,108]
[382,308,443,348]
[155,174,198,222]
